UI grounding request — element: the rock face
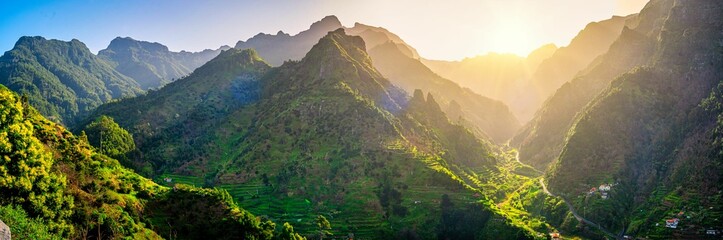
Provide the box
[0,219,9,240]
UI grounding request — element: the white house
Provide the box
[665,218,679,228]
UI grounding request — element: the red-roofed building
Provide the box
[665,218,679,228]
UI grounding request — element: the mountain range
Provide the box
[0,1,721,238]
[99,37,230,90]
[86,29,540,239]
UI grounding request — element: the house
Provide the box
[601,192,609,199]
[707,229,720,235]
[164,177,172,183]
[550,232,561,240]
[665,218,679,228]
[599,184,611,191]
[413,200,421,204]
[0,219,10,240]
[588,187,597,194]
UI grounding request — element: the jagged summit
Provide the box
[309,15,343,31]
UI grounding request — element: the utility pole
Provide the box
[99,130,103,154]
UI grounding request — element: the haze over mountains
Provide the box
[0,0,720,239]
[99,37,231,90]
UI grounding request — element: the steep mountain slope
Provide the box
[235,15,343,66]
[512,4,668,170]
[90,29,539,239]
[99,37,230,89]
[518,15,631,122]
[0,37,143,125]
[545,0,723,238]
[234,16,521,142]
[344,22,420,59]
[421,44,557,122]
[87,48,271,175]
[0,85,279,239]
[368,41,520,143]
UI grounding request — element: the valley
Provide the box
[0,0,720,239]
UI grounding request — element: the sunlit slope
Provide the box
[547,0,723,238]
[89,29,542,239]
[0,36,143,125]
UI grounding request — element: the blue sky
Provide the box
[0,0,648,60]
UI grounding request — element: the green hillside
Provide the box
[0,84,285,239]
[0,36,143,126]
[512,3,666,171]
[88,29,544,239]
[546,1,723,238]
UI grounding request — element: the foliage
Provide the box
[82,115,135,159]
[147,184,276,240]
[315,215,332,238]
[0,204,59,240]
[0,84,295,239]
[278,222,306,240]
[88,29,540,239]
[0,36,143,125]
[544,1,723,238]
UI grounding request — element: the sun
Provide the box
[486,19,536,56]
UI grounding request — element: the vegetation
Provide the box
[87,29,541,239]
[0,84,296,239]
[0,205,59,240]
[99,37,228,89]
[0,36,143,125]
[1,2,720,239]
[544,1,723,238]
[82,115,136,160]
[511,12,660,171]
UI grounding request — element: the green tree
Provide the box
[278,222,305,240]
[315,215,331,239]
[82,115,135,159]
[0,89,74,235]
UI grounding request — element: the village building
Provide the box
[665,218,679,228]
[707,229,720,235]
[0,219,10,240]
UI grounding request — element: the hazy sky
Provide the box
[0,0,648,61]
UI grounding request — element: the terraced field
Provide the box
[152,175,489,239]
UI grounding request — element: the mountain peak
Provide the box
[106,36,169,53]
[305,28,368,65]
[309,15,342,31]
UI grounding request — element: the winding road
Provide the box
[539,178,622,240]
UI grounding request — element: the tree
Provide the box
[82,115,135,159]
[315,215,332,239]
[0,90,74,235]
[278,222,305,240]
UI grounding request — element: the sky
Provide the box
[0,0,648,61]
